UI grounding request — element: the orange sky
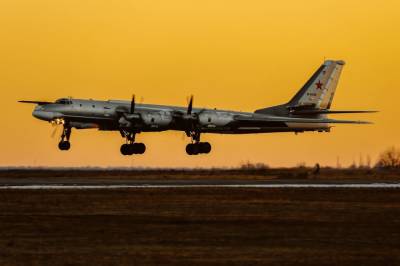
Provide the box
[0,0,399,168]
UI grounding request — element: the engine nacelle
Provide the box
[118,116,132,128]
[198,111,234,127]
[142,111,173,128]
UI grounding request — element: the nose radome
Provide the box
[32,110,57,121]
[32,110,47,120]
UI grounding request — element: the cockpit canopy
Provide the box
[55,98,72,105]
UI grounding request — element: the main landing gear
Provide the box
[185,131,212,155]
[120,131,146,156]
[186,142,211,155]
[120,143,146,156]
[58,126,71,151]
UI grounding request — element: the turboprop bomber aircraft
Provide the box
[20,60,375,156]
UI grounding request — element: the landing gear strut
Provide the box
[185,131,211,155]
[119,130,146,156]
[58,126,71,151]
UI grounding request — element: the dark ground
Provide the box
[1,186,400,265]
[1,167,400,181]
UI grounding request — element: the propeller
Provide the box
[130,94,135,114]
[50,118,65,138]
[51,126,61,138]
[187,95,193,115]
[173,95,207,131]
[118,95,141,128]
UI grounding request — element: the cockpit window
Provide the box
[55,98,72,105]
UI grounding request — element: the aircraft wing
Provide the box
[234,115,372,124]
[19,100,52,105]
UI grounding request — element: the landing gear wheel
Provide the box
[186,143,199,155]
[120,144,131,156]
[186,144,192,155]
[58,141,71,151]
[199,142,211,154]
[133,143,146,154]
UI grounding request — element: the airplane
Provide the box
[20,60,375,156]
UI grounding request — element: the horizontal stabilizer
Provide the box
[19,100,52,105]
[311,119,372,124]
[290,110,378,115]
[235,115,372,124]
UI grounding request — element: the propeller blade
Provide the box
[187,95,193,115]
[130,94,135,114]
[51,125,60,138]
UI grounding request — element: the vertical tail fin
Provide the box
[287,60,345,110]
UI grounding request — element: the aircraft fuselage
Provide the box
[32,99,328,134]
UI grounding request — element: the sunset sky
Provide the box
[0,0,399,168]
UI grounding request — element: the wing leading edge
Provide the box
[19,100,52,105]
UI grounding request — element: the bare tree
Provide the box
[366,155,372,169]
[376,147,400,169]
[240,161,269,170]
[358,153,364,169]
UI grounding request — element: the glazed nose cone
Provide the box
[32,110,53,121]
[32,105,58,121]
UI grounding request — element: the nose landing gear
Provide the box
[58,141,71,151]
[58,126,71,151]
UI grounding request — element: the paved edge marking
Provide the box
[1,183,400,189]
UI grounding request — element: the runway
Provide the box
[1,178,400,189]
[2,184,400,189]
[2,176,400,265]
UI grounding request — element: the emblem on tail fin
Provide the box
[315,80,323,90]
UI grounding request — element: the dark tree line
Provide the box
[376,146,400,169]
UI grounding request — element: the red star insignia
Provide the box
[315,80,323,89]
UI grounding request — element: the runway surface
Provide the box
[2,176,400,265]
[1,178,400,189]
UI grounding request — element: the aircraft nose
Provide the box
[32,108,56,121]
[32,110,48,121]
